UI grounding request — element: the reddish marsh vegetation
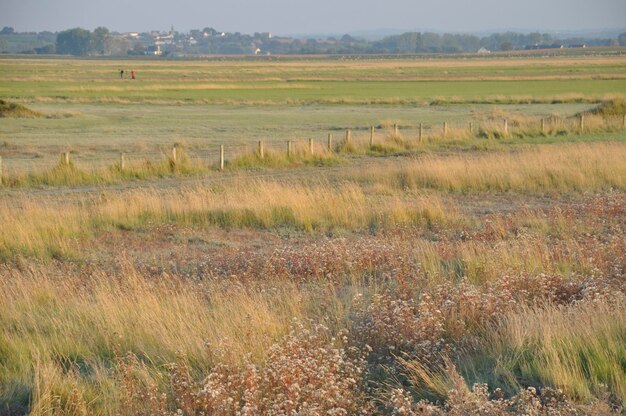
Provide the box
[1,191,624,415]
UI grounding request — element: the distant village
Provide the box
[122,27,280,56]
[0,25,624,56]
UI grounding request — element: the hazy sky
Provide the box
[2,0,625,35]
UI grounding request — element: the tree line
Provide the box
[1,25,625,56]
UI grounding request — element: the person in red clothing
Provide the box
[131,70,136,79]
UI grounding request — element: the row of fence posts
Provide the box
[187,114,623,169]
[0,114,624,181]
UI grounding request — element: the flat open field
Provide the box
[1,54,625,174]
[1,55,626,104]
[0,52,625,415]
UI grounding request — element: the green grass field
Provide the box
[1,55,625,104]
[2,79,625,103]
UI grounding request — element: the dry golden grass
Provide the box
[4,55,626,81]
[63,83,314,93]
[473,297,626,404]
[1,141,624,260]
[0,266,307,366]
[0,265,341,414]
[411,238,588,284]
[0,180,455,259]
[94,180,452,232]
[17,93,626,107]
[360,142,626,193]
[1,192,623,413]
[427,93,626,106]
[0,99,42,118]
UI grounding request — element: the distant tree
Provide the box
[0,27,15,35]
[37,31,56,43]
[541,33,553,44]
[618,33,626,46]
[421,32,442,52]
[56,28,92,55]
[340,34,356,43]
[103,37,129,56]
[133,42,146,52]
[528,32,541,45]
[202,27,219,36]
[34,44,55,54]
[392,32,420,53]
[442,33,462,52]
[218,42,247,54]
[500,41,513,51]
[92,26,110,54]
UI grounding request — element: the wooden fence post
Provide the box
[258,140,264,159]
[219,145,224,171]
[580,114,585,132]
[370,126,374,147]
[287,140,292,157]
[327,133,333,151]
[309,138,313,155]
[171,146,177,163]
[443,122,448,138]
[503,119,508,135]
[418,123,423,143]
[469,121,473,133]
[541,118,546,134]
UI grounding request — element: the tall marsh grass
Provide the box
[4,148,208,188]
[0,266,331,413]
[2,257,623,413]
[0,180,454,259]
[463,297,626,405]
[360,142,626,193]
[0,191,623,413]
[225,144,341,169]
[1,142,624,260]
[0,99,43,118]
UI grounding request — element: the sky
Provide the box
[1,0,625,36]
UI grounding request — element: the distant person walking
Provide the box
[120,69,124,79]
[131,70,136,80]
